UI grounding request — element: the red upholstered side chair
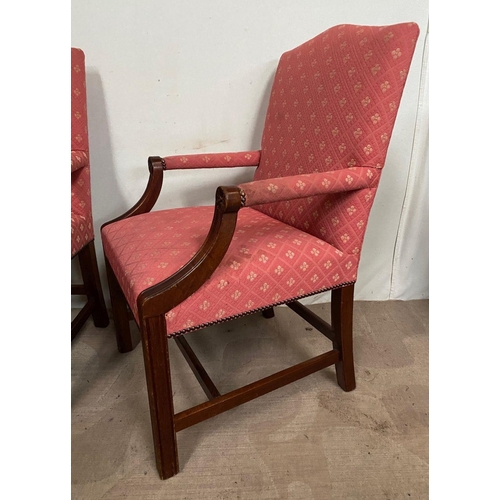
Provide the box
[71,48,109,338]
[102,23,420,479]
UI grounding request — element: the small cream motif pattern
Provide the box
[103,23,419,337]
[163,151,261,170]
[102,206,362,336]
[71,48,94,257]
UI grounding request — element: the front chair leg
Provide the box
[331,284,356,392]
[141,315,179,480]
[105,258,136,353]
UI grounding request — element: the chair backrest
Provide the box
[253,23,419,255]
[71,48,89,154]
[71,48,94,256]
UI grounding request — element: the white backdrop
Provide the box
[71,0,429,306]
[391,30,429,299]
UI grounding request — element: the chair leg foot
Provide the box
[262,307,275,319]
[105,258,136,353]
[331,285,356,392]
[142,316,179,479]
[78,240,109,328]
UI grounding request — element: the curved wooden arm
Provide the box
[101,156,165,230]
[138,186,243,319]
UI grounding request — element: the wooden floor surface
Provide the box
[72,300,429,499]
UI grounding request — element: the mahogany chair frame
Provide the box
[71,240,109,339]
[103,157,357,479]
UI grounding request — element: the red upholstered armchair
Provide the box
[102,23,419,479]
[71,48,109,338]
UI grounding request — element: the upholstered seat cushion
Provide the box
[102,206,359,337]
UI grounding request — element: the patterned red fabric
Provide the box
[71,212,92,255]
[163,151,261,169]
[102,206,359,337]
[71,48,94,257]
[71,163,94,257]
[71,48,89,153]
[71,150,89,173]
[253,23,419,255]
[102,23,420,337]
[239,166,380,207]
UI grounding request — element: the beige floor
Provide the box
[72,300,428,499]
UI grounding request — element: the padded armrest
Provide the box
[71,150,89,173]
[163,150,261,169]
[239,167,380,207]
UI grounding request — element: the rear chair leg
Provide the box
[262,307,275,319]
[331,284,356,392]
[141,316,179,479]
[79,240,109,328]
[105,258,136,353]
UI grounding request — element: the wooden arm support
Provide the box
[138,185,243,319]
[101,155,244,320]
[101,156,165,229]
